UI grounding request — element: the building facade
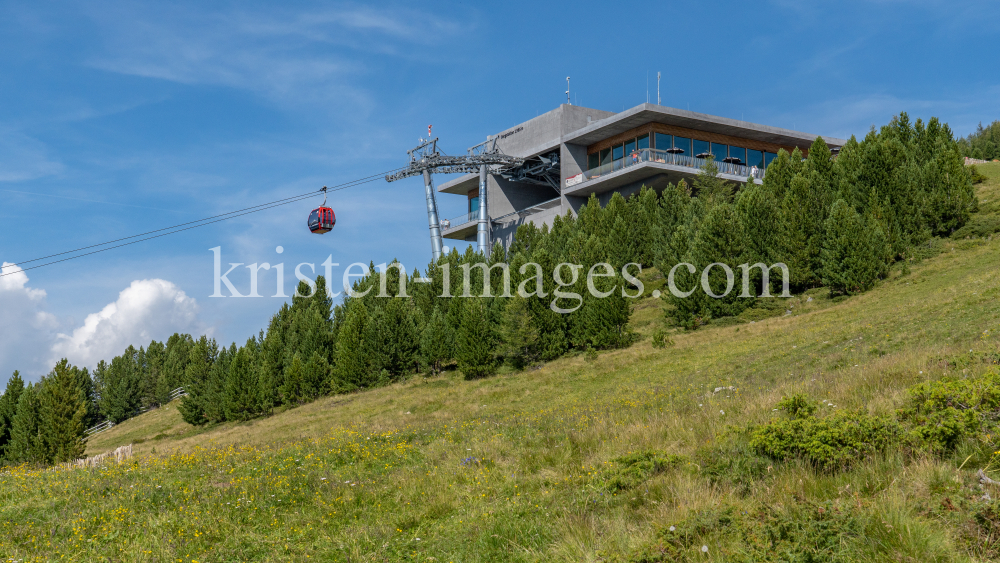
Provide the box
[437,103,847,246]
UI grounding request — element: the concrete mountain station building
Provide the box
[433,102,848,251]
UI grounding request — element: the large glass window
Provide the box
[624,139,636,158]
[469,196,480,215]
[764,151,777,168]
[600,148,612,166]
[588,153,599,170]
[655,132,671,151]
[693,139,711,159]
[747,149,764,168]
[728,146,746,165]
[674,136,692,156]
[612,144,624,161]
[711,143,727,162]
[636,134,650,150]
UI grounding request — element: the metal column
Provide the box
[476,164,489,254]
[423,169,444,262]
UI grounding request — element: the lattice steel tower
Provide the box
[386,134,523,261]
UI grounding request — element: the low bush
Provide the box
[900,369,1000,451]
[749,404,901,472]
[630,499,866,563]
[650,329,673,349]
[602,450,685,491]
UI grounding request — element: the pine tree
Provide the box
[762,149,794,201]
[301,352,331,400]
[39,359,88,463]
[0,371,26,458]
[6,384,44,465]
[71,366,100,429]
[333,300,369,391]
[633,186,660,267]
[574,236,633,350]
[203,344,234,423]
[693,159,734,207]
[672,203,752,326]
[455,297,497,380]
[780,172,826,289]
[179,336,218,425]
[420,306,453,375]
[258,304,291,410]
[282,353,305,405]
[223,340,259,422]
[498,294,539,369]
[99,347,142,423]
[821,199,889,295]
[526,247,569,360]
[160,334,194,405]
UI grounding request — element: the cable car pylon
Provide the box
[386,131,523,261]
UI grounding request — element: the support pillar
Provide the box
[423,169,443,262]
[476,164,489,254]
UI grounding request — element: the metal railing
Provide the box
[168,387,188,401]
[83,387,188,438]
[443,211,481,229]
[581,148,766,184]
[85,420,115,436]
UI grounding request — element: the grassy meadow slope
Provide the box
[4,161,1000,562]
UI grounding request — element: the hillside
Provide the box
[4,161,1000,562]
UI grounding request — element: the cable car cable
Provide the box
[1,167,404,278]
[14,169,399,264]
[4,192,325,277]
[10,167,400,267]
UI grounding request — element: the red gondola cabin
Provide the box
[308,206,336,234]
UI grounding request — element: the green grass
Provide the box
[4,162,1000,562]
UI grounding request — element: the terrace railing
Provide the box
[443,211,480,230]
[581,148,766,184]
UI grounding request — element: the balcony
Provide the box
[566,147,765,196]
[440,197,562,241]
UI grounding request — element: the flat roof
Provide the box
[562,103,847,150]
[436,102,846,196]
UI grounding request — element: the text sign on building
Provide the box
[565,173,583,187]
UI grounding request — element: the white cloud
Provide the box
[50,279,207,370]
[82,4,465,109]
[0,131,63,182]
[0,263,59,382]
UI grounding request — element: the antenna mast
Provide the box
[566,76,571,105]
[657,72,661,105]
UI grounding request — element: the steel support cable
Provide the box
[1,168,402,278]
[11,168,401,266]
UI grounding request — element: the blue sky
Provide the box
[1,0,998,384]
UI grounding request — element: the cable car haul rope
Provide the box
[0,167,403,278]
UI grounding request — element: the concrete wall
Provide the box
[493,108,562,157]
[491,205,564,248]
[488,175,559,218]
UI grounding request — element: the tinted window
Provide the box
[624,139,636,157]
[613,144,624,160]
[693,139,711,158]
[636,134,650,150]
[711,143,727,162]
[674,136,691,155]
[764,152,777,168]
[469,196,480,214]
[655,133,671,151]
[747,149,764,168]
[588,153,599,170]
[729,146,746,164]
[600,148,612,166]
